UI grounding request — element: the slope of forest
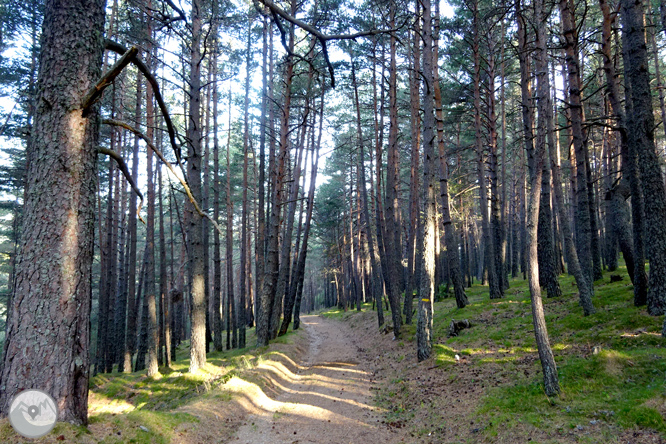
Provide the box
[0,262,663,443]
[2,0,666,439]
[323,263,666,443]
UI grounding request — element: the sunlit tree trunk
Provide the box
[0,0,105,423]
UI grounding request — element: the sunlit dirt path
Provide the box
[233,315,402,444]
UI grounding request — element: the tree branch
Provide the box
[97,146,145,224]
[105,39,184,166]
[163,0,187,22]
[255,0,400,87]
[82,46,138,116]
[102,118,225,237]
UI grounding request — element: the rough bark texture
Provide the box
[404,2,421,324]
[186,0,206,371]
[384,1,403,338]
[559,0,594,284]
[258,1,294,346]
[122,71,142,373]
[537,160,562,298]
[620,0,666,321]
[0,0,105,424]
[599,0,647,303]
[526,0,561,395]
[433,19,467,309]
[418,0,435,362]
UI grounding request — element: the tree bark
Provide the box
[0,0,105,423]
[620,0,666,322]
[418,0,436,362]
[186,0,206,371]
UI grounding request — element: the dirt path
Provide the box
[233,315,402,444]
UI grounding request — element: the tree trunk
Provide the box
[404,0,421,324]
[525,0,561,395]
[598,0,647,301]
[559,0,594,284]
[433,9,467,309]
[620,0,666,322]
[122,70,142,373]
[351,59,385,328]
[186,0,206,372]
[418,0,436,362]
[384,1,403,337]
[239,15,252,348]
[0,0,105,424]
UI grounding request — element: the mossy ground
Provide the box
[323,261,666,442]
[0,326,302,443]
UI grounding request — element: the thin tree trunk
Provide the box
[418,0,436,361]
[404,1,421,324]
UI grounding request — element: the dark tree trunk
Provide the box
[122,70,142,373]
[144,54,159,376]
[186,0,206,371]
[239,15,252,348]
[620,0,666,322]
[383,1,403,338]
[433,9,467,309]
[404,0,421,324]
[523,0,561,396]
[0,0,105,424]
[599,0,647,302]
[537,161,562,298]
[559,0,594,284]
[418,0,436,362]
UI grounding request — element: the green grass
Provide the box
[432,262,666,438]
[320,302,374,320]
[1,325,302,442]
[335,260,665,440]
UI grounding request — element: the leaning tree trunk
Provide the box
[526,0,561,395]
[0,0,105,424]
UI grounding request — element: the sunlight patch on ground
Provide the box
[226,376,372,427]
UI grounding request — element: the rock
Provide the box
[448,319,472,337]
[610,274,623,283]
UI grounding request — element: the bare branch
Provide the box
[102,118,225,237]
[82,46,138,116]
[255,0,400,87]
[163,0,187,22]
[97,146,145,224]
[105,39,184,165]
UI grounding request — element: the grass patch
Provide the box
[1,325,302,442]
[443,262,666,438]
[341,259,666,440]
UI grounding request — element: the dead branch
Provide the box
[102,118,225,237]
[82,46,138,116]
[255,0,400,87]
[105,39,184,166]
[97,146,145,224]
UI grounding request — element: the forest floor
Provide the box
[1,262,665,444]
[322,262,666,444]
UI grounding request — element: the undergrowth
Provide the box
[0,326,301,443]
[324,261,666,441]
